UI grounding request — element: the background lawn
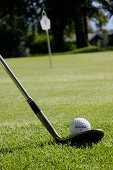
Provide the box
[0,52,113,169]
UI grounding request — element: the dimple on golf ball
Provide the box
[69,118,91,135]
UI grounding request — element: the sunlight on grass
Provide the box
[0,51,113,169]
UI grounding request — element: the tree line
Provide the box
[0,0,112,57]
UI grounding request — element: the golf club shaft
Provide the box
[0,55,61,140]
[0,55,31,101]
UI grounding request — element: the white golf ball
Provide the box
[69,118,91,135]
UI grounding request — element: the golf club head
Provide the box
[56,129,104,144]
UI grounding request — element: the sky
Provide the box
[103,16,113,30]
[90,16,113,31]
[91,1,113,31]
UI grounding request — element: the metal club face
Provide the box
[56,129,104,144]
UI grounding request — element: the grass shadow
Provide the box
[71,46,113,54]
[0,137,99,155]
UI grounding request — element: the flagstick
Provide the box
[46,29,53,68]
[40,10,53,68]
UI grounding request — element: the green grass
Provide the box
[31,46,113,57]
[72,46,113,54]
[0,51,113,169]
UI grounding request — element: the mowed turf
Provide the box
[0,52,113,169]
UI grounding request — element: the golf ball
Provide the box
[69,118,91,135]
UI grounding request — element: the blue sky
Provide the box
[90,16,113,30]
[103,16,113,30]
[91,1,113,31]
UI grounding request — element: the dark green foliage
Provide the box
[64,42,76,51]
[0,19,29,57]
[43,0,69,51]
[108,34,113,46]
[0,0,42,57]
[26,32,56,54]
[26,32,76,54]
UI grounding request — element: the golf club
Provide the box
[0,55,104,144]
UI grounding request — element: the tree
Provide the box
[95,11,108,30]
[86,1,108,31]
[0,0,42,57]
[97,0,113,16]
[0,0,27,57]
[43,0,69,51]
[73,0,108,47]
[0,17,28,57]
[43,0,90,50]
[72,0,90,48]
